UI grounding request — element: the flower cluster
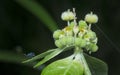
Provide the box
[53,8,98,53]
[22,8,107,75]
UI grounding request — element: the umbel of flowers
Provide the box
[53,8,98,53]
[22,8,101,75]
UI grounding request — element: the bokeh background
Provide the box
[0,0,120,75]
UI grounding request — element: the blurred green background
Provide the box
[0,0,120,75]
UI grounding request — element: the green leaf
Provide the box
[22,48,57,63]
[34,46,73,68]
[34,48,62,68]
[16,0,58,32]
[84,53,108,75]
[41,55,84,75]
[0,50,36,67]
[0,50,26,63]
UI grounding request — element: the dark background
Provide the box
[0,0,120,75]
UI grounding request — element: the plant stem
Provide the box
[67,21,70,26]
[74,47,92,75]
[88,23,91,30]
[80,52,92,75]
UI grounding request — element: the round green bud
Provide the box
[88,43,98,52]
[59,37,67,46]
[53,30,62,39]
[85,12,98,23]
[91,44,98,52]
[75,38,86,48]
[84,30,96,41]
[81,39,87,48]
[75,38,82,47]
[66,36,74,45]
[79,20,88,29]
[78,21,88,37]
[70,21,75,28]
[55,40,63,48]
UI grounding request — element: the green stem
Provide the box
[67,21,70,26]
[88,23,91,30]
[80,52,92,75]
[74,47,92,75]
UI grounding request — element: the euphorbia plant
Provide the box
[23,8,108,75]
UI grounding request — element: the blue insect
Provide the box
[25,52,35,58]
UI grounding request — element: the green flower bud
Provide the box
[75,38,82,47]
[70,21,75,28]
[75,38,86,48]
[81,39,87,48]
[78,21,88,37]
[85,12,98,23]
[91,44,98,52]
[55,40,64,48]
[59,37,67,46]
[79,20,88,29]
[84,30,96,41]
[53,30,62,39]
[87,43,98,52]
[56,36,74,48]
[66,36,74,45]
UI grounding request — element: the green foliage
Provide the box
[0,0,59,68]
[16,0,58,32]
[21,8,108,75]
[0,50,35,67]
[0,0,59,69]
[0,50,26,63]
[84,53,108,75]
[34,48,63,68]
[33,46,73,68]
[22,49,56,63]
[0,1,107,74]
[41,55,84,75]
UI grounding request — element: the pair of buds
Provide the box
[61,8,98,24]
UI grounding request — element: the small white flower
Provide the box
[61,11,74,21]
[85,12,98,23]
[61,12,69,21]
[68,12,74,20]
